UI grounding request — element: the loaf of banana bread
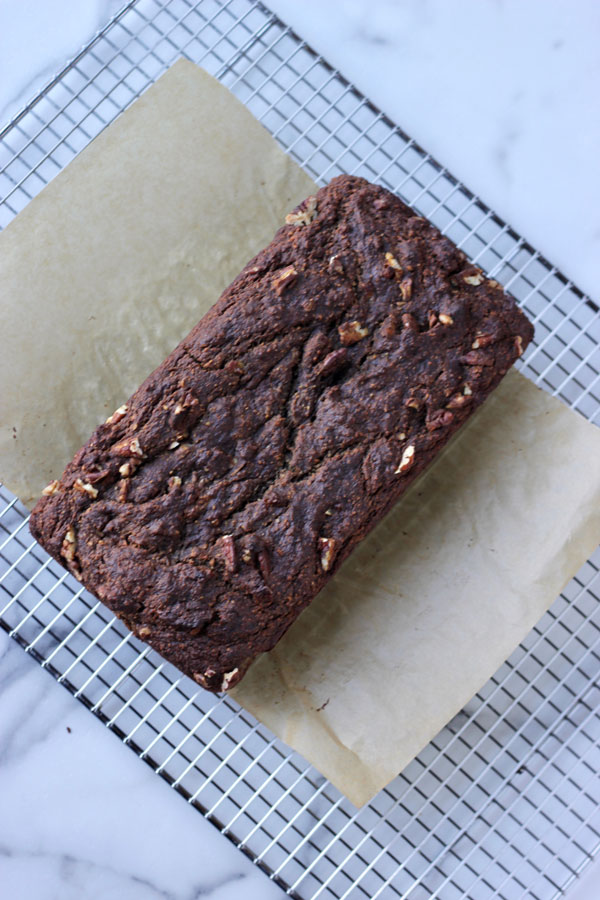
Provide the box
[29,175,534,692]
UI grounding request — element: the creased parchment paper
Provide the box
[0,59,314,506]
[234,369,600,803]
[1,61,599,807]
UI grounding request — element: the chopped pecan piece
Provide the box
[385,251,402,271]
[74,478,98,499]
[427,409,454,431]
[285,195,317,226]
[221,668,241,691]
[220,534,237,573]
[471,333,494,349]
[318,537,336,572]
[394,444,415,475]
[273,265,298,294]
[105,404,128,425]
[338,321,369,345]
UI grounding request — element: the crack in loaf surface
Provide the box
[29,175,534,692]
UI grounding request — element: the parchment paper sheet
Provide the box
[234,369,600,803]
[1,61,599,807]
[0,59,314,506]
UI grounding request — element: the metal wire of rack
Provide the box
[1,1,599,898]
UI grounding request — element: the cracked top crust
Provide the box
[29,175,534,692]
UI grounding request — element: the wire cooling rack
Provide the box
[1,2,600,898]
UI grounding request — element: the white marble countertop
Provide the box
[1,1,599,898]
[0,631,283,900]
[268,0,600,304]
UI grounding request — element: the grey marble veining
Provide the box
[0,633,283,900]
